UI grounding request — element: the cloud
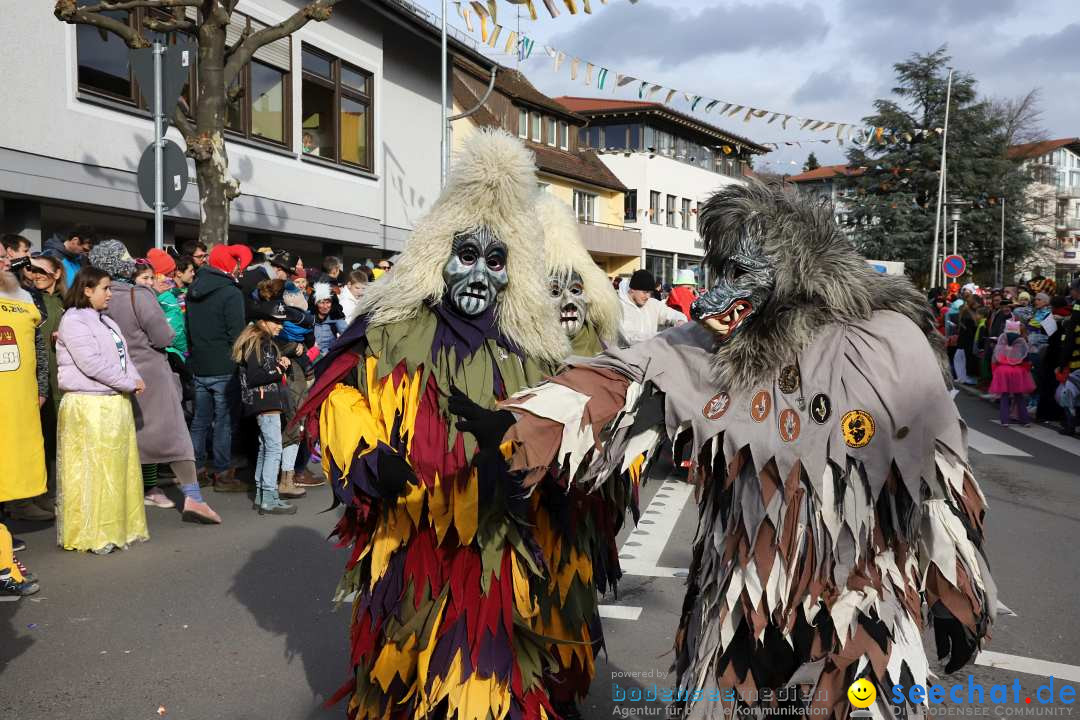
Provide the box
[994,22,1080,73]
[839,0,1018,26]
[548,0,830,68]
[792,69,855,104]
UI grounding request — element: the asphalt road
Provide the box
[3,392,1079,719]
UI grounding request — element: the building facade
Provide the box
[1009,139,1080,285]
[451,60,640,277]
[0,0,489,266]
[786,164,865,230]
[556,97,767,287]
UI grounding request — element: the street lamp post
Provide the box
[440,0,448,187]
[930,68,955,289]
[999,196,1006,288]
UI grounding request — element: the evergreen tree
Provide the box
[843,47,1033,287]
[803,152,821,172]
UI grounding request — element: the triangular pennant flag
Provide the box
[504,30,517,55]
[487,0,498,22]
[597,67,608,89]
[646,84,663,101]
[585,63,595,85]
[663,88,677,105]
[570,57,580,80]
[821,121,835,131]
[743,107,756,122]
[563,0,578,14]
[487,24,502,48]
[553,51,566,72]
[782,114,792,129]
[638,80,648,99]
[727,105,743,117]
[689,95,702,111]
[460,4,474,31]
[800,118,813,130]
[809,121,825,131]
[542,0,560,16]
[768,112,780,124]
[836,123,846,139]
[704,100,720,113]
[582,0,593,11]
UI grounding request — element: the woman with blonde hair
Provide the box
[233,300,296,515]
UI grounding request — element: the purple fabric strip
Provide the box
[430,301,524,368]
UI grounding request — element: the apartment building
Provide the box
[451,60,641,277]
[1009,138,1080,285]
[786,164,866,229]
[0,0,491,265]
[556,97,768,286]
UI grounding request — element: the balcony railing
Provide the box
[575,219,642,257]
[1057,184,1080,199]
[1056,217,1080,231]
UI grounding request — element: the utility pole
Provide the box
[153,39,165,250]
[440,0,448,187]
[999,196,1007,288]
[930,68,954,288]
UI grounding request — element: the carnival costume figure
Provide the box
[453,182,995,719]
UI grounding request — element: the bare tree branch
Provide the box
[55,0,149,47]
[172,104,195,141]
[142,16,195,32]
[68,0,201,12]
[991,88,1047,148]
[223,0,342,85]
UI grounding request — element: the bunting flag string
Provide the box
[452,3,941,147]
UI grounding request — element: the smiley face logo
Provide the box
[847,678,877,708]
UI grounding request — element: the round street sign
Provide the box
[137,140,190,212]
[942,254,966,278]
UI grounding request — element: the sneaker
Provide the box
[11,537,26,553]
[143,488,176,509]
[0,569,39,600]
[13,558,36,584]
[181,498,222,525]
[6,499,55,522]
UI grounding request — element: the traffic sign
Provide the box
[131,40,194,129]
[942,254,966,278]
[137,140,189,211]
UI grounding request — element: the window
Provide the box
[624,190,638,222]
[223,15,291,147]
[558,121,569,150]
[77,7,194,109]
[666,195,677,228]
[301,45,373,170]
[546,116,557,146]
[681,198,692,230]
[530,112,541,142]
[518,109,528,138]
[574,190,596,224]
[537,182,550,192]
[649,191,661,225]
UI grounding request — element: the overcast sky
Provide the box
[414,0,1078,173]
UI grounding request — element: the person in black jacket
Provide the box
[186,245,250,492]
[232,300,296,515]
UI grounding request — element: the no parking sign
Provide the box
[942,254,966,278]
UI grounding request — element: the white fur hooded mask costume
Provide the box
[352,129,568,365]
[533,193,621,347]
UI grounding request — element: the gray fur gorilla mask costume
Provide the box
[453,182,995,720]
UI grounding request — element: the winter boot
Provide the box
[254,486,297,516]
[212,468,247,493]
[278,470,306,499]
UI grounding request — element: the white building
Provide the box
[1009,138,1080,285]
[786,164,866,230]
[556,98,767,287]
[0,0,492,264]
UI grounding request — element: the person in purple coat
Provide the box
[55,267,148,553]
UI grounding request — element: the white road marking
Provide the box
[598,604,643,620]
[975,651,1080,683]
[1006,423,1080,458]
[966,428,1031,457]
[620,479,694,578]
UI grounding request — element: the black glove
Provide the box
[932,602,979,673]
[448,386,516,453]
[373,451,415,499]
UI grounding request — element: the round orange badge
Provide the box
[750,391,771,423]
[703,391,731,420]
[778,408,800,442]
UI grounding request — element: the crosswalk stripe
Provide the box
[966,428,1031,457]
[1006,422,1080,458]
[975,651,1080,683]
[598,604,643,620]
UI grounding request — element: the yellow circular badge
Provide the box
[847,678,877,708]
[841,410,875,448]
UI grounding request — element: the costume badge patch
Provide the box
[703,392,731,420]
[841,410,875,448]
[750,391,771,423]
[0,326,20,372]
[778,365,800,394]
[810,393,832,424]
[778,408,800,442]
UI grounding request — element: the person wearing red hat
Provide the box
[186,245,251,491]
[145,248,176,277]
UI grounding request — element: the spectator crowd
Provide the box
[930,277,1080,432]
[0,228,392,598]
